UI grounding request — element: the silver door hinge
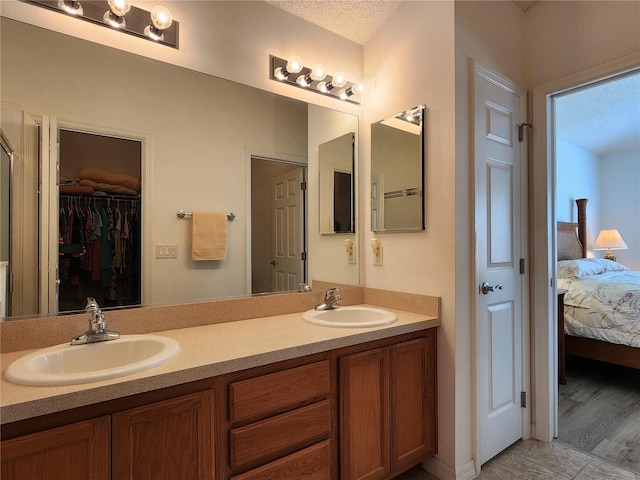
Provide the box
[521,391,527,408]
[300,181,307,191]
[301,252,307,261]
[519,258,525,274]
[518,123,532,142]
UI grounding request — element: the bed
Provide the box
[557,198,640,384]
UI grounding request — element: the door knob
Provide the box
[270,260,277,266]
[481,282,503,295]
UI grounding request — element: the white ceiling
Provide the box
[267,1,639,157]
[555,72,640,156]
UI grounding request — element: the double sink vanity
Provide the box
[1,287,439,480]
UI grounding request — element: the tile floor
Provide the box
[396,440,640,479]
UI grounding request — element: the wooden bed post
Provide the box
[576,198,587,258]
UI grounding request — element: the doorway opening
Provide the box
[56,128,143,313]
[250,156,307,295]
[552,70,640,474]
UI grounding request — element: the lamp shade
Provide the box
[593,229,628,250]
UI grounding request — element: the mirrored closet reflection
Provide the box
[57,130,142,312]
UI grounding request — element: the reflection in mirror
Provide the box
[0,18,359,319]
[0,132,12,317]
[319,132,355,234]
[371,105,425,232]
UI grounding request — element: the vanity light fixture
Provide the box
[24,0,179,48]
[103,0,130,29]
[397,106,424,125]
[270,55,363,104]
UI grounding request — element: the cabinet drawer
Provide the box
[230,400,330,470]
[229,360,329,423]
[230,440,330,480]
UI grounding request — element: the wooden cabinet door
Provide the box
[340,348,389,480]
[1,416,110,480]
[112,390,214,480]
[389,337,436,472]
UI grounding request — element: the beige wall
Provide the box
[525,1,640,87]
[364,1,458,475]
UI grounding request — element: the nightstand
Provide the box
[558,289,568,385]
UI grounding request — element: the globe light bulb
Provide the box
[108,0,130,17]
[151,5,173,30]
[332,71,347,88]
[286,56,303,74]
[310,64,327,82]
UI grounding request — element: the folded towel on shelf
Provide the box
[78,179,138,196]
[59,184,95,195]
[192,212,227,261]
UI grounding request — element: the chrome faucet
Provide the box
[315,287,342,311]
[70,298,120,345]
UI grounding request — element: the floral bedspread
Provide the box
[558,271,640,348]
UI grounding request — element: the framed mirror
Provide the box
[371,105,425,232]
[319,132,355,234]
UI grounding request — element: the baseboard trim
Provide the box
[423,456,478,480]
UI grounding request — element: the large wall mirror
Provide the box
[0,17,359,320]
[371,105,425,232]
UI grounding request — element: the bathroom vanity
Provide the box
[1,304,438,480]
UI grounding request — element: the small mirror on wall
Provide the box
[371,105,425,232]
[319,132,355,234]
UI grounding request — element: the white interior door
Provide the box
[475,66,526,465]
[271,167,304,292]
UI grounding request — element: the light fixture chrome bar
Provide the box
[23,0,179,49]
[269,55,362,105]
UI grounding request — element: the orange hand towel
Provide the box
[192,212,227,261]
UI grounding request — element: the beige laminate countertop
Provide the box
[1,305,439,424]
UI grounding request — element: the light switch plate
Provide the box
[348,246,357,265]
[156,244,178,259]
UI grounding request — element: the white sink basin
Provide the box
[4,335,180,387]
[302,306,397,328]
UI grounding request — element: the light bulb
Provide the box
[151,5,173,30]
[332,71,347,88]
[351,81,364,93]
[108,0,130,16]
[274,67,287,81]
[310,64,327,82]
[338,89,348,100]
[317,81,329,93]
[286,56,303,74]
[297,74,311,87]
[58,0,83,15]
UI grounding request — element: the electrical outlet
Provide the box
[156,244,178,259]
[374,246,383,266]
[348,246,357,265]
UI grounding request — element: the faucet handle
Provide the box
[325,287,340,298]
[85,297,99,312]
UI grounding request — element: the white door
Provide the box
[271,167,304,292]
[475,66,526,465]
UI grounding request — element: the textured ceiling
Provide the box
[267,1,539,45]
[555,72,640,156]
[266,0,405,45]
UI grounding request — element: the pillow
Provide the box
[557,258,629,279]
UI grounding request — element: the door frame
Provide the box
[531,52,640,442]
[244,149,307,296]
[37,117,151,313]
[472,62,530,472]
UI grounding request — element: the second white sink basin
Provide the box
[303,306,397,328]
[4,335,180,387]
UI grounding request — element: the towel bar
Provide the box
[177,210,235,221]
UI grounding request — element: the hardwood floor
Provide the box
[395,439,639,479]
[558,356,640,474]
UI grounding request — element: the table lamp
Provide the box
[593,229,627,261]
